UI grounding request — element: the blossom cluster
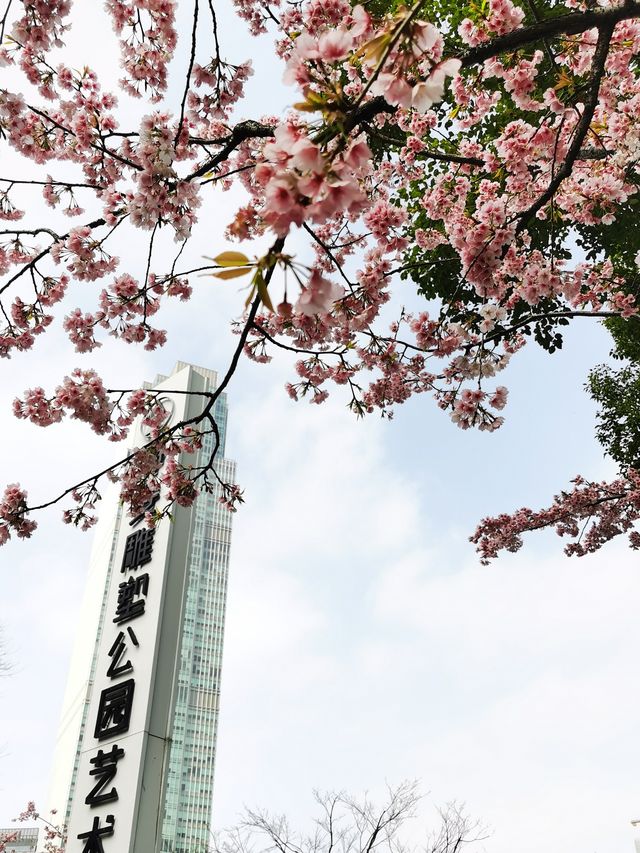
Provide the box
[458,0,525,47]
[189,59,254,126]
[280,3,461,113]
[1,0,640,557]
[0,802,66,853]
[7,0,72,95]
[471,471,640,562]
[62,270,190,352]
[106,0,178,100]
[258,124,371,236]
[13,369,119,437]
[0,483,37,545]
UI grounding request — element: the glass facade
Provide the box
[160,393,234,853]
[0,828,38,853]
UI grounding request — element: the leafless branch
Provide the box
[209,784,487,853]
[176,0,200,143]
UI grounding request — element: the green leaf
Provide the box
[211,251,251,267]
[244,284,257,308]
[358,33,390,64]
[212,267,253,280]
[254,271,275,312]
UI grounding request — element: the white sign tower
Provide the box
[45,363,235,853]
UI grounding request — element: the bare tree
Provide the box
[425,803,489,853]
[0,627,11,679]
[210,783,489,853]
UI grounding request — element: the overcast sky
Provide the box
[0,3,639,852]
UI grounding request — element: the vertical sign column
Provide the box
[72,497,159,852]
[66,391,185,853]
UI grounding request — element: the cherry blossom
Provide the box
[0,802,66,853]
[294,270,345,316]
[0,0,638,558]
[0,484,37,544]
[472,471,640,563]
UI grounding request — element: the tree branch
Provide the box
[175,0,199,144]
[0,216,107,296]
[188,121,276,180]
[460,2,640,67]
[515,22,615,231]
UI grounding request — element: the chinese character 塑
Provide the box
[94,679,135,740]
[113,574,149,625]
[85,744,125,807]
[77,814,115,853]
[106,627,139,678]
[120,527,156,572]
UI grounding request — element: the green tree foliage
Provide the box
[589,317,640,470]
[369,0,640,466]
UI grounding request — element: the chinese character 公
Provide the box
[106,627,139,679]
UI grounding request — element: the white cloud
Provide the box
[0,4,636,853]
[210,383,640,853]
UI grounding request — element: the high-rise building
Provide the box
[44,363,235,853]
[0,828,38,853]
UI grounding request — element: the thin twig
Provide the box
[0,217,107,296]
[175,0,200,144]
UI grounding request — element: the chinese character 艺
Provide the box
[85,744,125,807]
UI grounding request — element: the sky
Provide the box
[0,3,639,852]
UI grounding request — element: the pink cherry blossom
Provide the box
[0,0,638,561]
[294,270,345,316]
[0,484,37,543]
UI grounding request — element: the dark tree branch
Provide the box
[523,0,559,67]
[460,2,640,67]
[362,129,484,165]
[302,223,356,291]
[0,177,98,188]
[0,227,61,239]
[0,0,13,41]
[515,23,615,231]
[206,0,223,106]
[26,103,142,171]
[0,216,107,296]
[251,320,344,357]
[189,121,276,180]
